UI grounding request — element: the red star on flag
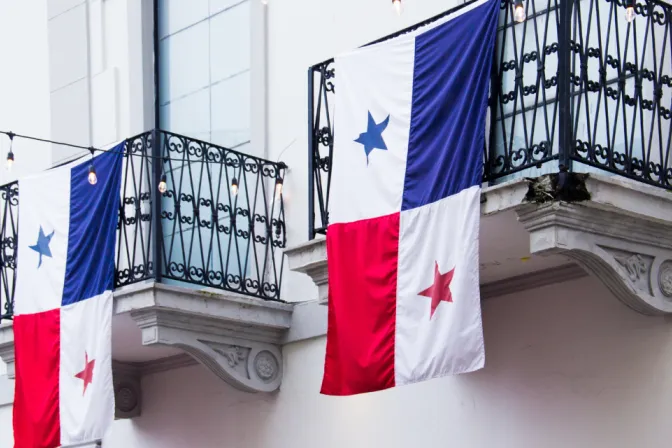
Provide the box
[74,351,96,396]
[418,261,455,318]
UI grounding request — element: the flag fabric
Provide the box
[13,147,123,447]
[321,0,499,396]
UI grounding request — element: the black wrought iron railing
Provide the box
[309,0,672,239]
[0,130,287,321]
[0,181,17,320]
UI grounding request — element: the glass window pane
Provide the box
[158,0,209,38]
[210,0,246,15]
[159,0,250,145]
[159,23,210,104]
[210,1,250,83]
[160,89,211,142]
[211,72,250,148]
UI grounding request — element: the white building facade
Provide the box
[1,0,672,447]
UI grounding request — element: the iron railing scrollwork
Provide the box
[0,181,18,320]
[0,130,287,321]
[153,131,287,300]
[309,0,672,239]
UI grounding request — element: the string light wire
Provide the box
[0,129,288,190]
[0,130,288,166]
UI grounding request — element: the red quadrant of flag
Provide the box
[13,310,61,448]
[321,213,399,396]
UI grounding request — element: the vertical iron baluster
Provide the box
[152,129,163,282]
[558,0,575,169]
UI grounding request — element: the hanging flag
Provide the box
[13,146,123,446]
[321,0,499,396]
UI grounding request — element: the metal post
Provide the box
[151,129,163,282]
[486,37,500,185]
[557,0,573,171]
[308,67,315,241]
[153,0,160,131]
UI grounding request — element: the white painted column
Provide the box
[250,0,269,160]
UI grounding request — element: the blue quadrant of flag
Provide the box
[62,146,123,306]
[402,2,492,211]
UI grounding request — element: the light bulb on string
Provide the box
[88,164,98,185]
[5,132,14,171]
[392,0,402,16]
[231,177,239,196]
[514,0,526,23]
[87,147,97,185]
[625,0,636,22]
[6,151,13,171]
[274,176,284,201]
[158,173,167,193]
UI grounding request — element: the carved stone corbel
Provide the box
[132,309,283,393]
[115,283,292,393]
[517,201,672,315]
[112,361,142,419]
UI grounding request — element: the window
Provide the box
[157,0,251,150]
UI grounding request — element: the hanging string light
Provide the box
[625,0,636,22]
[392,0,402,16]
[0,130,289,198]
[158,157,168,193]
[87,148,98,185]
[6,132,14,171]
[514,0,526,23]
[158,173,167,193]
[88,164,98,185]
[274,175,284,201]
[231,177,239,196]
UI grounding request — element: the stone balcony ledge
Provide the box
[288,174,672,316]
[0,282,294,396]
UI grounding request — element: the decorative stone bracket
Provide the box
[517,201,672,315]
[112,361,142,419]
[131,309,284,393]
[116,283,293,393]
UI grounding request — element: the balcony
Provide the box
[0,130,293,414]
[289,0,672,314]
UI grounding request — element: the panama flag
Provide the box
[12,147,122,447]
[321,0,499,396]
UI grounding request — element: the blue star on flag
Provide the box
[354,111,390,164]
[29,226,55,268]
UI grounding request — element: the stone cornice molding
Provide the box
[0,324,15,379]
[285,238,328,304]
[517,200,672,315]
[585,174,672,224]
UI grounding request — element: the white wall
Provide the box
[0,0,52,378]
[89,275,672,447]
[0,0,52,183]
[46,0,154,164]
